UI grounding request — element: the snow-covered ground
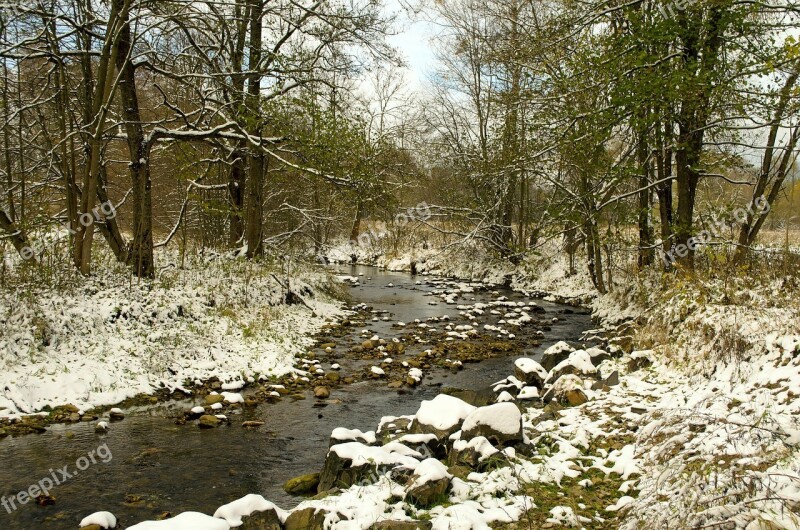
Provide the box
[0,252,344,418]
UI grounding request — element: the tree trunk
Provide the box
[229,147,246,246]
[228,0,250,246]
[243,0,264,259]
[350,200,364,241]
[245,155,265,258]
[0,210,34,262]
[637,128,654,268]
[74,0,128,275]
[115,0,154,277]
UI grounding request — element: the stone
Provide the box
[319,343,336,350]
[284,507,331,530]
[542,375,587,406]
[514,358,549,389]
[241,508,282,530]
[586,347,612,366]
[540,341,576,371]
[317,449,372,492]
[591,371,620,391]
[361,340,376,350]
[565,389,588,406]
[63,404,80,413]
[460,403,523,446]
[314,386,331,399]
[324,372,340,383]
[242,421,265,428]
[284,473,321,495]
[628,350,654,372]
[79,526,103,530]
[546,350,597,386]
[406,477,450,508]
[387,381,403,389]
[198,415,222,428]
[205,394,225,405]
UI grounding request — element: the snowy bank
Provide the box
[0,253,344,418]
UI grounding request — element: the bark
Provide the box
[243,0,265,259]
[637,127,654,268]
[671,7,725,270]
[350,200,364,241]
[74,0,129,274]
[228,0,250,246]
[0,210,34,262]
[115,0,153,277]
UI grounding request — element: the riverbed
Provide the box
[0,265,592,529]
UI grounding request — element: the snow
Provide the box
[371,366,385,376]
[548,349,597,379]
[461,403,521,436]
[79,511,117,529]
[452,436,499,461]
[414,395,476,432]
[409,458,451,489]
[127,512,230,530]
[0,254,343,417]
[213,494,287,526]
[543,341,575,357]
[517,386,539,400]
[514,358,547,379]
[329,442,420,468]
[331,427,377,444]
[221,392,244,404]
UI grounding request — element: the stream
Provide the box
[0,266,592,529]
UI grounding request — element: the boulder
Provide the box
[585,347,612,366]
[628,350,654,372]
[410,395,476,439]
[542,375,588,406]
[514,358,548,389]
[405,459,451,508]
[284,508,331,530]
[284,473,320,495]
[460,403,522,446]
[198,415,222,428]
[241,509,282,530]
[447,436,499,468]
[546,350,597,385]
[540,341,576,371]
[318,442,418,492]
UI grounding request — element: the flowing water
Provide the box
[0,266,592,529]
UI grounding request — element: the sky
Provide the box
[384,0,438,90]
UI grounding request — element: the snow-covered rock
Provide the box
[460,403,522,445]
[80,511,117,529]
[546,349,598,385]
[213,494,286,527]
[411,395,477,438]
[513,358,548,389]
[540,340,576,370]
